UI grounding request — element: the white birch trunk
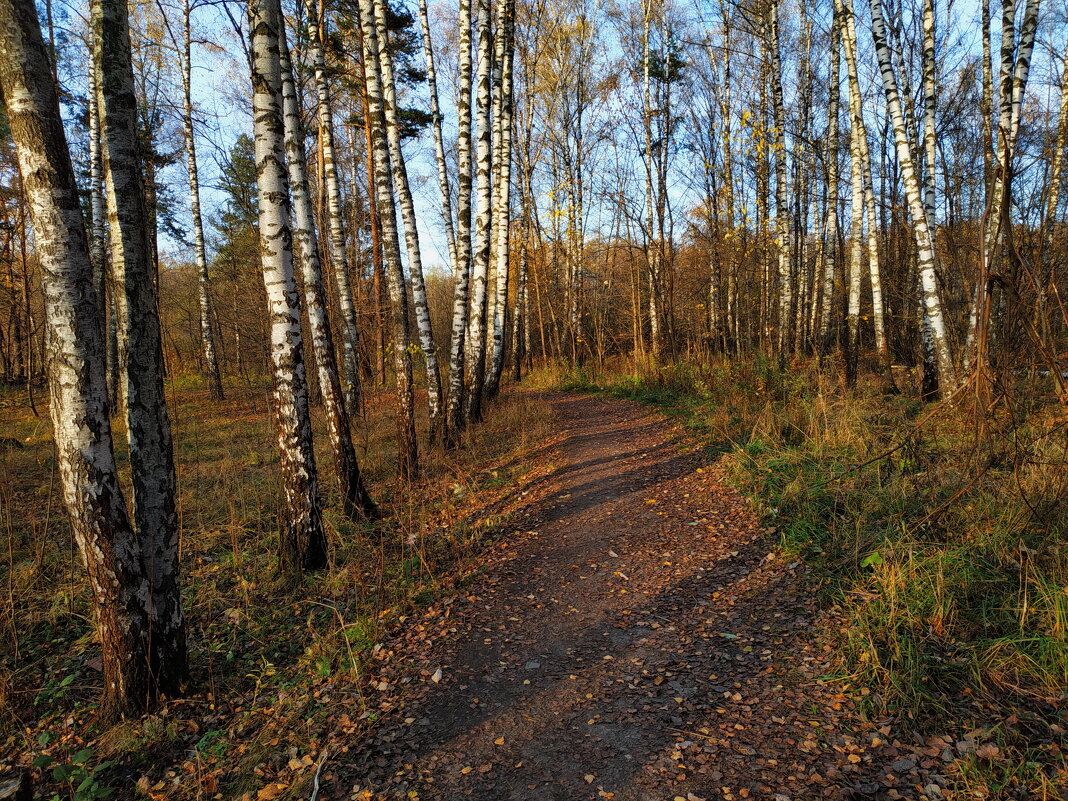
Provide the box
[840,0,889,362]
[357,0,419,479]
[843,3,864,387]
[642,0,660,357]
[445,0,474,447]
[817,7,840,352]
[0,0,154,720]
[372,0,444,442]
[485,0,515,400]
[465,0,493,424]
[418,0,457,271]
[87,63,107,325]
[867,0,956,393]
[769,0,791,356]
[307,0,361,417]
[921,0,937,222]
[181,0,223,399]
[969,0,1040,371]
[248,0,326,573]
[93,0,185,689]
[279,19,375,521]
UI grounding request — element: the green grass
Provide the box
[551,356,1068,798]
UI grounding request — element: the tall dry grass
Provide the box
[552,356,1067,797]
[0,375,553,798]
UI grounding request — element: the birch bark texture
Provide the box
[357,0,420,480]
[93,0,186,691]
[278,19,376,521]
[372,0,445,443]
[418,0,457,272]
[445,0,475,447]
[768,0,791,357]
[307,0,362,417]
[248,0,327,573]
[817,6,840,353]
[0,0,156,720]
[866,0,956,394]
[465,0,495,424]
[485,0,516,401]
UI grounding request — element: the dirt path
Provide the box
[332,394,947,801]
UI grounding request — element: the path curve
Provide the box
[336,394,933,801]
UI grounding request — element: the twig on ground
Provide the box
[309,749,328,801]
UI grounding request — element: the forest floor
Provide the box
[3,376,1062,800]
[325,393,962,801]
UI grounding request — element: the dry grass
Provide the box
[555,355,1068,799]
[0,372,554,799]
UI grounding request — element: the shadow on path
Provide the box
[333,394,906,801]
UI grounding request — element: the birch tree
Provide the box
[372,0,445,443]
[0,0,157,719]
[768,0,791,357]
[93,0,186,689]
[445,0,475,447]
[178,0,223,399]
[465,0,494,424]
[840,0,892,384]
[87,64,107,331]
[817,7,841,353]
[418,0,457,271]
[307,0,362,417]
[279,18,376,520]
[248,0,327,573]
[357,0,419,479]
[485,0,516,400]
[867,0,956,394]
[970,0,1040,381]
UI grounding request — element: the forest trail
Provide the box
[337,394,942,801]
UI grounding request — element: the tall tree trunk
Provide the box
[867,0,956,394]
[465,0,493,424]
[768,0,790,358]
[444,0,474,448]
[971,0,1039,383]
[93,0,186,691]
[180,0,223,399]
[0,0,155,720]
[842,0,864,388]
[418,0,457,271]
[818,6,840,355]
[372,0,444,443]
[357,0,419,480]
[87,63,107,329]
[981,0,993,198]
[841,0,893,384]
[641,0,661,358]
[352,27,388,390]
[307,0,361,417]
[485,0,515,401]
[248,0,326,574]
[279,19,375,521]
[921,0,937,222]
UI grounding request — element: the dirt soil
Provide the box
[325,394,954,801]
